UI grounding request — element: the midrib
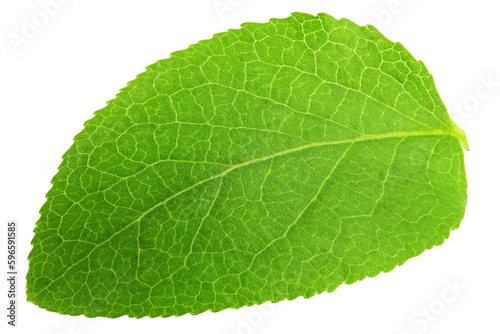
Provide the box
[105,128,461,237]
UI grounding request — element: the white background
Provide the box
[1,0,499,333]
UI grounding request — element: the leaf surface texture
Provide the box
[27,12,468,318]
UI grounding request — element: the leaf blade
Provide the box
[27,12,467,318]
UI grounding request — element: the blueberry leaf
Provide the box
[27,12,468,318]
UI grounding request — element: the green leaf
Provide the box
[27,12,468,318]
